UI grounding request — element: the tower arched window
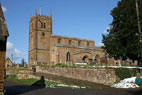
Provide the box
[69,40,72,45]
[66,52,71,62]
[78,41,81,46]
[41,22,43,28]
[58,39,61,44]
[87,42,89,47]
[42,32,45,36]
[44,23,46,29]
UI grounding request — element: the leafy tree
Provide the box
[21,58,26,67]
[102,0,142,65]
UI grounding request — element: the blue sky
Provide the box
[1,0,120,63]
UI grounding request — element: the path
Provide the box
[5,81,142,95]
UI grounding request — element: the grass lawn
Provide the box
[6,75,91,89]
[6,75,38,85]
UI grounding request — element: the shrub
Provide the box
[115,68,136,80]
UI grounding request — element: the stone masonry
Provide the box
[28,9,137,67]
[36,66,119,86]
[28,9,108,67]
[0,2,9,95]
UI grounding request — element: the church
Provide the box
[28,9,121,66]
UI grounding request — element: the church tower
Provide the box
[28,9,52,66]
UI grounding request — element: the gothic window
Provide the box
[87,42,89,47]
[69,40,72,45]
[41,22,43,28]
[78,41,81,46]
[58,39,61,44]
[66,52,71,61]
[44,23,46,29]
[95,54,100,63]
[42,32,45,36]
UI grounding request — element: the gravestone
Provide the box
[0,3,9,95]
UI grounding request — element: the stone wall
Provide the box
[6,70,19,75]
[6,69,41,80]
[6,67,119,86]
[36,66,119,85]
[17,69,35,79]
[6,69,31,75]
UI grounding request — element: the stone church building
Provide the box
[28,10,107,66]
[29,10,135,66]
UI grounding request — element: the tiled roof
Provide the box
[51,35,94,42]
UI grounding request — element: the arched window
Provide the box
[58,39,61,44]
[82,55,88,62]
[42,32,45,36]
[69,40,72,45]
[95,54,100,63]
[66,52,71,61]
[87,42,89,47]
[41,22,43,28]
[44,23,46,29]
[78,41,81,46]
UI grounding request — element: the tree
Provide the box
[21,58,26,67]
[102,0,142,65]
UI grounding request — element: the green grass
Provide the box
[6,75,37,85]
[6,75,91,89]
[40,63,90,68]
[53,63,69,67]
[6,67,29,70]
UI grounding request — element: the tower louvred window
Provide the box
[58,39,61,44]
[69,40,72,45]
[41,22,43,28]
[78,41,81,46]
[44,23,46,29]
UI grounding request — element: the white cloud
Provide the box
[99,42,104,46]
[103,27,110,34]
[6,41,23,61]
[2,6,7,12]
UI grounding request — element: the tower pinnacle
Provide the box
[35,8,37,16]
[50,10,52,18]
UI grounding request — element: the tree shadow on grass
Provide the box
[32,76,46,88]
[5,76,46,95]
